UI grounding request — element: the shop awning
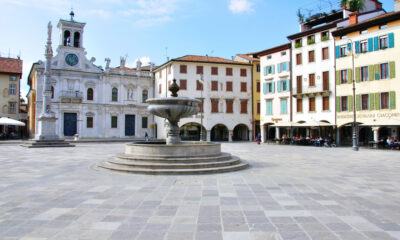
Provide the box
[0,117,26,126]
[361,118,400,126]
[299,120,334,127]
[272,121,302,127]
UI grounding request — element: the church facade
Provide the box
[27,14,154,139]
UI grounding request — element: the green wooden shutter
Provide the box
[336,70,340,85]
[348,95,353,111]
[375,64,380,80]
[390,91,396,109]
[356,94,361,111]
[369,65,374,81]
[375,93,380,110]
[336,96,340,112]
[348,69,353,84]
[355,67,360,83]
[370,93,375,110]
[390,61,395,79]
[277,81,281,92]
[264,67,267,76]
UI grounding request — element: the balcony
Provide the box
[292,85,331,98]
[60,91,83,103]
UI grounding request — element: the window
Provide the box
[196,80,203,90]
[380,35,389,49]
[296,53,302,65]
[196,66,203,74]
[295,39,302,48]
[256,81,260,92]
[8,102,16,114]
[226,81,233,91]
[158,83,162,94]
[341,96,348,111]
[87,88,93,100]
[87,117,93,128]
[309,97,315,112]
[266,100,272,115]
[296,76,302,93]
[9,76,17,81]
[9,84,16,95]
[360,40,368,52]
[168,65,171,74]
[211,81,218,91]
[323,71,329,91]
[266,82,275,93]
[226,100,233,113]
[380,24,388,29]
[180,65,187,74]
[63,30,71,46]
[322,47,329,60]
[360,29,368,34]
[73,32,80,47]
[308,50,315,63]
[142,90,148,103]
[281,79,289,91]
[280,99,287,114]
[361,94,369,110]
[179,79,187,90]
[380,63,389,79]
[340,70,348,84]
[309,74,315,87]
[256,64,260,72]
[111,88,118,102]
[240,82,247,92]
[307,35,315,45]
[340,45,347,57]
[211,67,218,75]
[323,96,329,111]
[240,69,247,77]
[267,55,272,60]
[257,102,260,114]
[142,117,148,128]
[211,99,219,113]
[281,51,287,56]
[226,68,233,76]
[381,92,389,109]
[361,66,369,82]
[111,116,118,128]
[240,100,247,114]
[321,31,329,41]
[159,70,162,78]
[296,99,303,112]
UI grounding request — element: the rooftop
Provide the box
[0,57,23,75]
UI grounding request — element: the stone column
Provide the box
[229,130,233,142]
[372,127,380,149]
[248,130,251,141]
[206,130,211,142]
[275,127,280,140]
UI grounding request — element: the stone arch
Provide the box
[211,124,229,141]
[111,87,118,102]
[73,32,80,48]
[180,122,206,141]
[63,30,71,46]
[87,88,94,101]
[233,124,249,141]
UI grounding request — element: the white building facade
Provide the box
[29,15,154,139]
[154,55,253,141]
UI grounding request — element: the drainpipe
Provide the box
[251,62,254,140]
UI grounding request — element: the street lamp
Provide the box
[199,74,204,141]
[347,39,359,151]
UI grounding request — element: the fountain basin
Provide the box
[147,97,200,122]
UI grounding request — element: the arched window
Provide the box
[63,30,71,46]
[87,88,93,101]
[142,89,148,103]
[73,32,80,48]
[112,88,118,102]
[51,86,54,99]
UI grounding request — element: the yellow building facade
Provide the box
[333,12,400,146]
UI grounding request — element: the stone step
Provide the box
[20,140,75,148]
[116,152,233,163]
[97,161,249,175]
[107,156,241,169]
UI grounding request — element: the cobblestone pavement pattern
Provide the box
[0,143,400,240]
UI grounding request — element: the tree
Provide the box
[341,0,366,12]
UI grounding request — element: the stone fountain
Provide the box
[97,79,248,174]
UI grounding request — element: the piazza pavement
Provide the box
[0,142,399,240]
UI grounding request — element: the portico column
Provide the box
[275,127,280,139]
[261,125,265,142]
[372,127,380,148]
[229,130,233,142]
[248,130,251,141]
[206,130,211,142]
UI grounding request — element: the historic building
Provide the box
[257,44,291,141]
[333,5,400,146]
[27,13,154,139]
[154,55,253,141]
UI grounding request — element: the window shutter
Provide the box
[375,64,380,80]
[347,42,352,51]
[263,82,267,94]
[336,70,340,85]
[286,62,290,71]
[285,79,289,91]
[335,46,340,58]
[375,93,380,110]
[277,81,281,92]
[374,37,379,51]
[390,91,396,109]
[355,41,360,53]
[264,66,267,76]
[369,65,374,81]
[355,67,360,83]
[348,95,353,111]
[390,61,395,79]
[272,82,275,93]
[336,96,340,112]
[368,38,373,52]
[356,95,361,111]
[277,63,281,73]
[272,65,275,74]
[389,32,395,48]
[348,69,353,84]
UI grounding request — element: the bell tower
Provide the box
[57,10,86,49]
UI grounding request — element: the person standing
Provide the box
[145,132,149,142]
[257,133,261,145]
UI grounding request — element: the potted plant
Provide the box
[295,42,302,48]
[297,9,305,23]
[321,35,329,41]
[341,0,365,12]
[307,39,315,45]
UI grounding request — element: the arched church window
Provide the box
[51,86,54,99]
[74,32,80,48]
[87,88,93,101]
[112,88,118,102]
[142,90,148,103]
[63,30,71,46]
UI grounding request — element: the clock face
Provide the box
[65,53,79,66]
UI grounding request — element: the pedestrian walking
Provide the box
[145,132,149,142]
[257,133,261,145]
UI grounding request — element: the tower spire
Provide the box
[70,8,75,21]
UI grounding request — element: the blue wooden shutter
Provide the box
[335,46,340,58]
[277,63,281,73]
[285,79,290,91]
[389,32,394,48]
[272,82,275,93]
[263,82,267,94]
[374,36,379,51]
[355,41,360,53]
[266,101,272,115]
[272,65,275,74]
[263,66,267,76]
[368,38,373,52]
[277,81,281,92]
[347,42,352,51]
[286,62,290,71]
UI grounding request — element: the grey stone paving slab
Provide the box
[1,143,400,240]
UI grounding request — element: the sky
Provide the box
[0,0,395,100]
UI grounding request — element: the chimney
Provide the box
[300,23,311,32]
[396,0,400,11]
[349,11,359,25]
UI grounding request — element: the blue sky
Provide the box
[0,0,395,98]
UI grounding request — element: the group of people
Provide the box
[0,131,19,140]
[279,133,335,147]
[387,136,400,150]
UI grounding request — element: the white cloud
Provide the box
[129,56,151,68]
[229,0,254,14]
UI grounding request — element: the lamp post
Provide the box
[347,39,359,151]
[200,74,204,141]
